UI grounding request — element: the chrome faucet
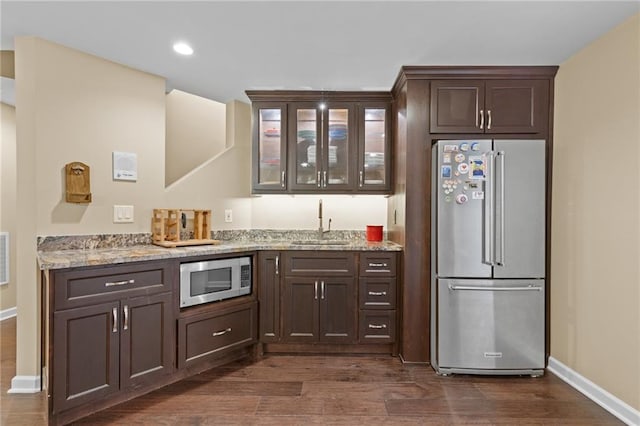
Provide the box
[318,199,331,239]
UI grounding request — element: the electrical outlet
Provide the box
[113,205,134,223]
[224,209,233,223]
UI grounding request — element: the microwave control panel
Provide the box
[241,264,251,288]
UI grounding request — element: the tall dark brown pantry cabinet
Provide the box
[388,66,557,364]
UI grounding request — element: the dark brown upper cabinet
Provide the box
[246,91,392,194]
[357,103,391,191]
[288,102,356,192]
[251,102,288,192]
[430,79,549,134]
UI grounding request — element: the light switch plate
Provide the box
[224,209,233,223]
[113,205,134,223]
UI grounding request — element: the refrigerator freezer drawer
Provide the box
[437,279,544,372]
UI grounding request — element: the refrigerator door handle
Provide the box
[483,151,495,266]
[448,284,542,292]
[496,151,506,266]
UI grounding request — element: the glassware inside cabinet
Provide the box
[363,108,386,185]
[258,108,282,186]
[296,109,318,185]
[327,108,349,185]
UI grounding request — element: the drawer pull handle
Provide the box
[112,307,118,333]
[212,327,232,337]
[105,279,135,287]
[368,263,388,268]
[368,324,387,329]
[368,291,387,296]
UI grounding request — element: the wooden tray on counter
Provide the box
[152,238,220,248]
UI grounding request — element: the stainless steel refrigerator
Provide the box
[430,139,546,376]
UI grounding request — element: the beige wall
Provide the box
[165,89,226,186]
[552,13,640,410]
[1,102,17,312]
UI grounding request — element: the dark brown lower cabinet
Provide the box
[282,276,356,344]
[178,301,257,369]
[53,301,120,412]
[359,310,396,343]
[258,251,281,342]
[52,291,173,414]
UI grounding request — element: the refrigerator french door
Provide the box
[431,139,546,376]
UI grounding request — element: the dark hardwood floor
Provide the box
[1,317,622,425]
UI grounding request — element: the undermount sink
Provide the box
[290,240,350,246]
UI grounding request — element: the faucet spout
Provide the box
[318,199,331,239]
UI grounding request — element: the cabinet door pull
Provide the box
[281,171,286,188]
[275,255,279,275]
[368,262,388,268]
[359,170,364,187]
[314,281,318,300]
[368,291,387,296]
[123,305,129,330]
[212,327,232,337]
[321,281,325,300]
[487,109,492,130]
[317,171,321,188]
[105,279,134,287]
[112,307,118,333]
[323,171,327,188]
[479,109,485,130]
[368,324,387,329]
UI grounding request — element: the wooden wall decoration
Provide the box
[65,162,92,203]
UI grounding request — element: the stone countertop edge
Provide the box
[38,240,403,270]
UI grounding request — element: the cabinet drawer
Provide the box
[284,252,355,276]
[359,253,396,276]
[178,302,257,369]
[54,262,172,310]
[359,310,396,343]
[359,278,396,309]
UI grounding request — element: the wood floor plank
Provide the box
[255,396,324,415]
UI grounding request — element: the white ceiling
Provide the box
[1,1,638,105]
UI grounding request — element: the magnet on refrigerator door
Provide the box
[441,165,452,178]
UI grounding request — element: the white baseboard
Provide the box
[8,375,41,394]
[0,306,16,321]
[548,356,640,426]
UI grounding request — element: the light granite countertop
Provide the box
[38,239,402,270]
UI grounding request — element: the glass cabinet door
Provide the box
[290,103,355,191]
[324,107,353,189]
[358,104,390,191]
[289,105,320,190]
[253,103,287,191]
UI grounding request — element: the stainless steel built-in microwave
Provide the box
[179,256,252,308]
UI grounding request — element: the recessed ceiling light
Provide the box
[173,42,193,56]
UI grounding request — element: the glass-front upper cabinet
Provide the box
[252,103,287,192]
[358,103,391,192]
[247,91,392,194]
[289,102,355,192]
